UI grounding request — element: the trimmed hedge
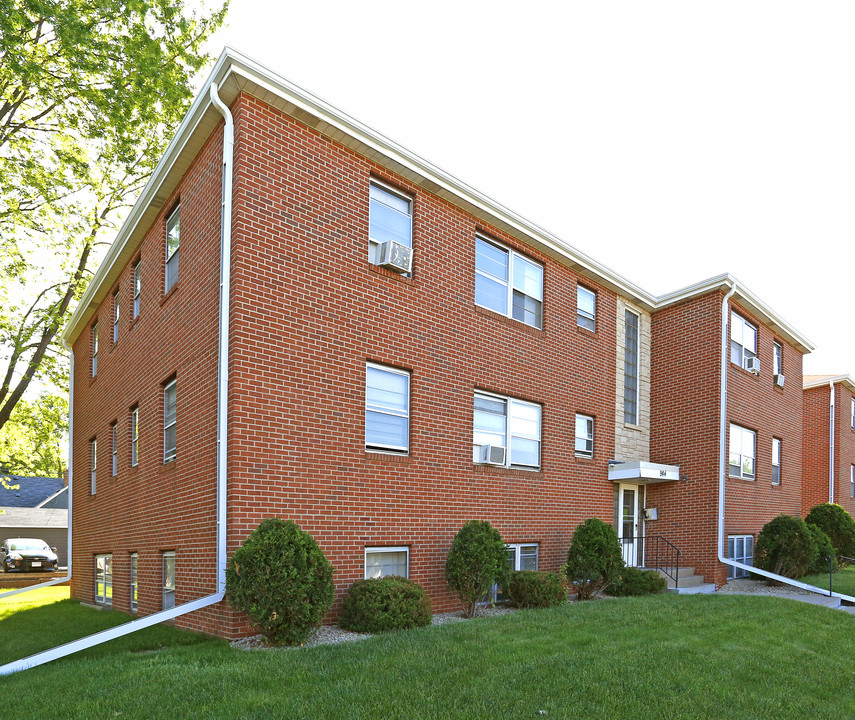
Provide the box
[505,571,566,609]
[564,518,624,600]
[807,522,836,575]
[340,576,432,633]
[607,566,667,597]
[755,514,817,580]
[225,518,334,645]
[445,520,507,618]
[805,503,855,560]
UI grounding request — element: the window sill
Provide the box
[622,422,643,432]
[728,474,756,483]
[576,324,597,337]
[365,450,410,463]
[473,463,542,478]
[368,263,415,285]
[161,282,179,306]
[474,304,542,333]
[730,363,761,380]
[158,460,178,475]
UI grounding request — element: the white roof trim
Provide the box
[804,375,855,392]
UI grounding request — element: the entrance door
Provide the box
[618,484,641,566]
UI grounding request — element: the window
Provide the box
[368,181,412,265]
[95,554,112,606]
[91,322,99,377]
[112,290,120,343]
[133,262,141,319]
[473,392,541,469]
[728,424,756,479]
[365,547,409,579]
[131,406,139,467]
[772,438,781,485]
[727,535,754,579]
[851,465,854,499]
[851,398,855,429]
[577,286,596,331]
[575,414,594,458]
[90,438,97,494]
[162,551,175,610]
[772,341,783,377]
[164,379,177,463]
[624,310,639,424]
[506,543,538,571]
[165,205,180,292]
[475,236,543,329]
[730,312,757,370]
[365,363,410,453]
[130,553,138,612]
[111,421,118,477]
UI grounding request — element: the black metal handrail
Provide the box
[826,555,855,598]
[620,535,681,589]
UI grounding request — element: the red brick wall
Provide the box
[835,386,855,516]
[650,293,804,587]
[802,385,831,514]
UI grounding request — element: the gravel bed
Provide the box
[716,577,814,597]
[230,606,517,651]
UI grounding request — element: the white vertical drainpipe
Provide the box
[0,82,235,675]
[716,285,855,600]
[829,380,835,503]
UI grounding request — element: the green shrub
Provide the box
[445,520,507,618]
[225,518,335,645]
[754,514,817,580]
[505,571,566,609]
[564,518,624,600]
[340,576,432,633]
[607,566,668,597]
[805,503,855,559]
[806,523,836,574]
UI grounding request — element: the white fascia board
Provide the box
[609,461,679,483]
[653,272,814,354]
[804,374,855,392]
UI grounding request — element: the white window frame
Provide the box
[112,290,120,343]
[91,322,99,377]
[474,236,543,329]
[364,546,409,579]
[727,535,754,579]
[851,397,855,430]
[133,262,141,319]
[851,465,854,499]
[165,205,180,293]
[162,551,175,610]
[368,180,412,265]
[772,437,781,486]
[772,341,783,377]
[624,310,640,425]
[131,406,139,467]
[473,391,541,470]
[577,286,596,331]
[95,554,112,606]
[365,363,410,454]
[164,379,177,463]
[729,424,756,480]
[111,421,118,477]
[575,413,594,458]
[730,312,757,370]
[506,543,539,571]
[130,552,138,612]
[90,438,97,494]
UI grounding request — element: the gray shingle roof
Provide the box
[0,476,65,508]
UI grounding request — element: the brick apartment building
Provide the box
[59,49,838,638]
[803,376,855,519]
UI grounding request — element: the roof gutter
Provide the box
[716,284,855,601]
[0,82,234,675]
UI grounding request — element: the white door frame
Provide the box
[617,483,641,567]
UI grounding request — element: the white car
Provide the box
[0,538,59,573]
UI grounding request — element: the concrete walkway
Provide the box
[717,577,855,613]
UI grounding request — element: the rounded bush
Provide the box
[445,520,507,618]
[806,523,836,574]
[505,570,566,609]
[340,576,432,633]
[607,566,667,597]
[225,518,335,645]
[564,518,624,600]
[805,503,855,560]
[754,514,817,580]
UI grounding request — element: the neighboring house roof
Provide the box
[37,486,68,510]
[59,47,814,357]
[0,476,65,509]
[0,507,68,530]
[804,375,855,393]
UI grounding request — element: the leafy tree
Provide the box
[804,503,855,560]
[0,0,227,433]
[0,392,67,476]
[564,518,624,600]
[445,520,508,618]
[755,514,817,579]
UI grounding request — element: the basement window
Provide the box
[727,535,754,580]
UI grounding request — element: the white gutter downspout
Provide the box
[0,83,234,674]
[829,380,835,503]
[716,286,855,602]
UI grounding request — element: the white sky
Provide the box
[200,1,854,376]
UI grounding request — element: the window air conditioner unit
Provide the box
[744,356,760,375]
[378,240,413,274]
[774,374,785,388]
[480,444,506,465]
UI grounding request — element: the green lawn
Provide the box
[803,565,855,597]
[3,589,855,719]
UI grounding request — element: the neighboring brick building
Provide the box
[803,376,855,519]
[60,49,834,638]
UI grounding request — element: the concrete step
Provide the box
[668,583,717,595]
[655,567,715,593]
